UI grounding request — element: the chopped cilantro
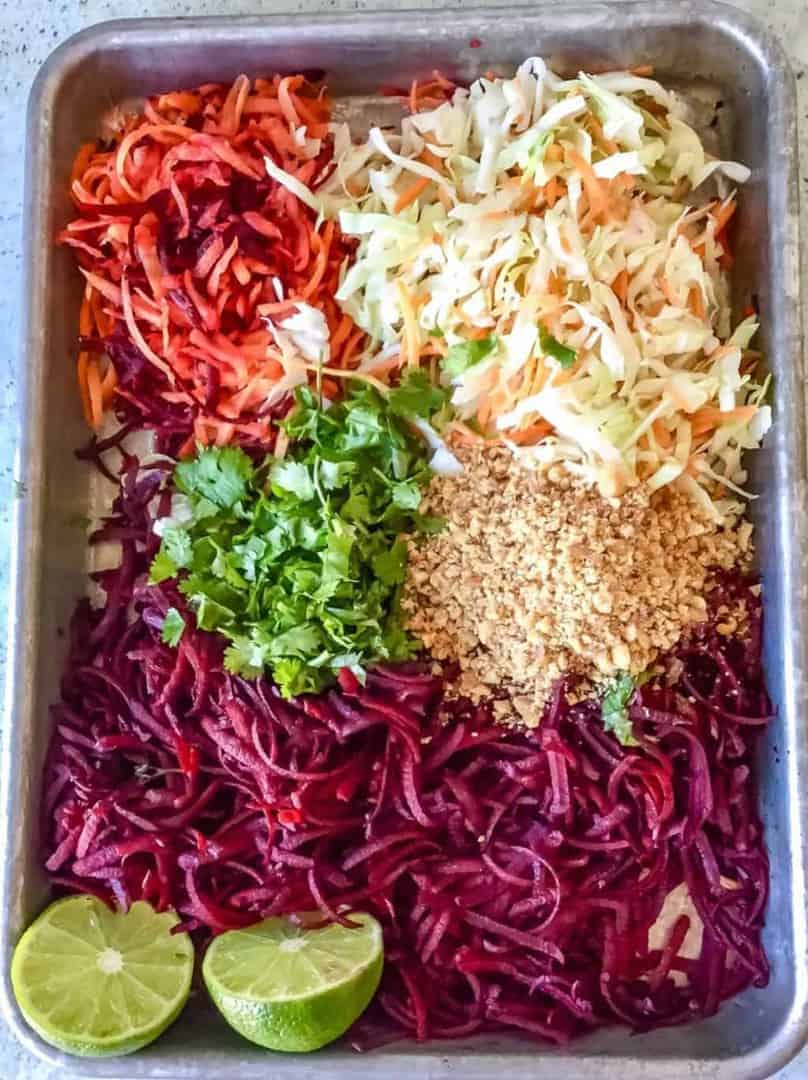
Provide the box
[149,549,178,585]
[388,368,449,419]
[162,526,193,570]
[540,325,577,369]
[441,336,498,379]
[151,371,448,698]
[161,607,186,647]
[174,444,253,509]
[601,673,639,746]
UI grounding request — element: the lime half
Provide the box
[11,896,193,1057]
[203,912,383,1052]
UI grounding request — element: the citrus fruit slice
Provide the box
[11,895,193,1057]
[203,911,383,1052]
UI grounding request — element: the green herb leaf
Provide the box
[175,445,254,509]
[161,607,185,647]
[372,539,408,586]
[193,594,235,632]
[154,377,441,698]
[269,460,315,501]
[391,480,422,510]
[601,674,639,746]
[149,550,178,585]
[540,326,577,369]
[388,369,449,420]
[441,336,498,379]
[223,637,265,678]
[162,526,193,570]
[341,491,371,522]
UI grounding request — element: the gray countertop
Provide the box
[0,0,806,1077]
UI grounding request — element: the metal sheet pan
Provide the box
[1,3,805,1076]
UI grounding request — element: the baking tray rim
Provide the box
[1,3,805,1077]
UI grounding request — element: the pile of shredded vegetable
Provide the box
[295,59,771,518]
[42,448,771,1042]
[41,60,777,1055]
[60,74,364,448]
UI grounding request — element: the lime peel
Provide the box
[11,896,193,1058]
[203,912,383,1051]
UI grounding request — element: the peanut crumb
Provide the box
[403,447,751,726]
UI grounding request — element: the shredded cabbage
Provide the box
[316,58,767,515]
[261,302,330,404]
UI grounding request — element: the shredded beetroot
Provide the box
[41,456,770,1047]
[59,75,364,447]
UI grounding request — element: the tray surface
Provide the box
[1,4,805,1078]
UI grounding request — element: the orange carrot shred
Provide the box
[61,72,365,439]
[690,405,758,439]
[544,177,563,208]
[652,419,673,450]
[566,148,609,223]
[85,357,104,430]
[612,269,629,305]
[688,286,706,320]
[71,143,97,187]
[394,176,431,213]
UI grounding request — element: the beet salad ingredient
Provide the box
[150,371,448,696]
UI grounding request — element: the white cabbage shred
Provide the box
[273,58,769,513]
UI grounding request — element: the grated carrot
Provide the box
[690,404,758,438]
[341,327,366,366]
[652,419,674,450]
[329,313,355,359]
[76,352,93,427]
[100,362,118,407]
[711,198,737,236]
[396,280,421,368]
[612,269,629,305]
[587,115,618,155]
[394,176,431,213]
[409,79,420,116]
[543,177,563,208]
[299,220,334,299]
[507,420,553,445]
[61,73,364,441]
[85,356,104,430]
[218,74,251,137]
[70,143,97,187]
[566,148,610,223]
[688,286,706,320]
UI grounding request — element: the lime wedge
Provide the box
[11,896,193,1057]
[203,912,383,1052]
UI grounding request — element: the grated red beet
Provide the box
[41,458,771,1047]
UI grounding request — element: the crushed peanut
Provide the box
[403,447,752,726]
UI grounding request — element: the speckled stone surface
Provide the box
[0,1,806,1077]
